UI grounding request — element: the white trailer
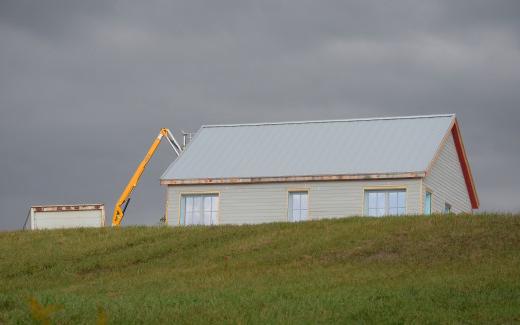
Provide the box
[25,204,105,230]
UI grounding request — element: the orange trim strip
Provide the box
[451,120,479,209]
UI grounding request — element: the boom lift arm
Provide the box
[112,128,181,226]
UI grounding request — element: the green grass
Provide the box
[1,214,520,324]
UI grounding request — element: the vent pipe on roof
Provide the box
[181,131,193,149]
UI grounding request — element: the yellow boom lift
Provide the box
[112,128,181,226]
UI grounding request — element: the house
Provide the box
[160,114,479,225]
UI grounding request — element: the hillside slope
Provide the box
[1,215,520,324]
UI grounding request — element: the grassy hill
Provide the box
[1,215,520,324]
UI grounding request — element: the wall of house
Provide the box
[165,179,422,225]
[423,133,472,214]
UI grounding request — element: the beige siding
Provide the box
[31,210,105,230]
[166,179,421,225]
[423,133,472,213]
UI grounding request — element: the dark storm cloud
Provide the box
[1,0,519,229]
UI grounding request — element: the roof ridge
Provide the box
[201,114,455,128]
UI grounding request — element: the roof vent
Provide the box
[181,131,193,149]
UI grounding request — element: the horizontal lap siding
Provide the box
[166,179,421,225]
[424,134,472,213]
[32,210,104,229]
[311,180,421,218]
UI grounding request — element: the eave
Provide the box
[451,119,480,209]
[160,171,425,186]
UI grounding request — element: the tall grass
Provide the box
[1,214,519,323]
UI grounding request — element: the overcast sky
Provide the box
[1,0,519,230]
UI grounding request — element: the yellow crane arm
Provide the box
[112,128,181,226]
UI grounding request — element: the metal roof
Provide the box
[161,114,455,181]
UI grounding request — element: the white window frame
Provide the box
[364,189,407,217]
[288,191,309,222]
[424,191,432,215]
[180,193,219,225]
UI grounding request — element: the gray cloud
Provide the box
[1,0,519,229]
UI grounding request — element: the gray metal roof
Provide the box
[161,114,455,180]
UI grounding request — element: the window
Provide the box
[444,203,452,214]
[424,191,432,215]
[288,191,308,222]
[180,194,219,225]
[364,190,406,217]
